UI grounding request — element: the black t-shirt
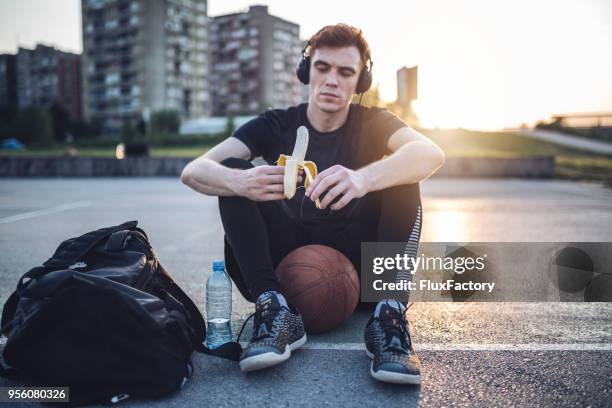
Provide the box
[232,103,406,229]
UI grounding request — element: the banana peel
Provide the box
[276,126,321,209]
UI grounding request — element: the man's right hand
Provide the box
[234,165,303,202]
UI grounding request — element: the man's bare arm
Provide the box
[306,127,445,210]
[180,137,251,196]
[181,137,293,201]
[357,127,445,192]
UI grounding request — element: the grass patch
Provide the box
[422,129,612,182]
[555,156,612,181]
[423,129,588,156]
[150,147,208,157]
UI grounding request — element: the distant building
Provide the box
[81,0,210,134]
[209,5,303,116]
[397,66,418,106]
[14,45,82,120]
[0,54,17,110]
[396,66,418,126]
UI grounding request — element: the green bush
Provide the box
[69,131,229,149]
[121,120,139,142]
[13,107,54,146]
[73,136,121,148]
[225,116,236,136]
[0,107,17,138]
[151,110,180,140]
[49,103,72,141]
[0,119,12,139]
[153,132,228,147]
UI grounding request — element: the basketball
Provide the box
[275,245,360,333]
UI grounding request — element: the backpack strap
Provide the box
[0,291,20,336]
[0,363,19,380]
[161,274,242,361]
[106,228,151,252]
[14,266,50,295]
[1,266,53,338]
[105,230,132,252]
[194,340,242,361]
[1,294,26,380]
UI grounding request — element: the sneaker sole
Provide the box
[365,348,421,385]
[240,334,307,373]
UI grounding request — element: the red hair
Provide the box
[308,24,371,68]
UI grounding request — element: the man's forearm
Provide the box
[181,157,241,196]
[358,141,445,192]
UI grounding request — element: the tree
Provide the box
[89,117,104,138]
[0,106,17,137]
[13,107,54,146]
[49,103,72,142]
[225,116,236,137]
[71,118,102,140]
[121,120,138,142]
[151,109,180,140]
[0,110,14,138]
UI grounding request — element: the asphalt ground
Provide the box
[0,178,611,407]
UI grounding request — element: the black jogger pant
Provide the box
[218,158,422,303]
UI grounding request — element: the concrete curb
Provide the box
[0,156,193,177]
[0,156,555,178]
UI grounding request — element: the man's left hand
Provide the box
[305,165,369,210]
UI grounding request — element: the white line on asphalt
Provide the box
[0,201,92,224]
[300,343,612,351]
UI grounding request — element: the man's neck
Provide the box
[306,101,351,133]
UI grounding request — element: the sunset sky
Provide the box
[0,0,610,129]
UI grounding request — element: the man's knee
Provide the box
[378,183,422,218]
[375,183,422,242]
[381,183,421,203]
[219,157,254,170]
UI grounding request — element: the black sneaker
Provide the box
[364,299,421,384]
[239,291,307,372]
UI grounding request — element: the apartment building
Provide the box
[81,0,210,134]
[209,5,303,116]
[14,45,81,120]
[0,54,17,110]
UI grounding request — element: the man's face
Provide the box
[308,46,362,113]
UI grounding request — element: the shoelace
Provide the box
[236,301,283,343]
[379,308,411,354]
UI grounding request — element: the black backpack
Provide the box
[0,221,242,405]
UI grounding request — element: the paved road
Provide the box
[0,178,611,407]
[518,129,612,155]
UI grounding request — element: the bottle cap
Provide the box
[212,260,225,271]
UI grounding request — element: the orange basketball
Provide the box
[275,245,360,333]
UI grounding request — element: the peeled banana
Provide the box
[276,126,321,209]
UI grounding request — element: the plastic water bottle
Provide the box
[205,260,233,348]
